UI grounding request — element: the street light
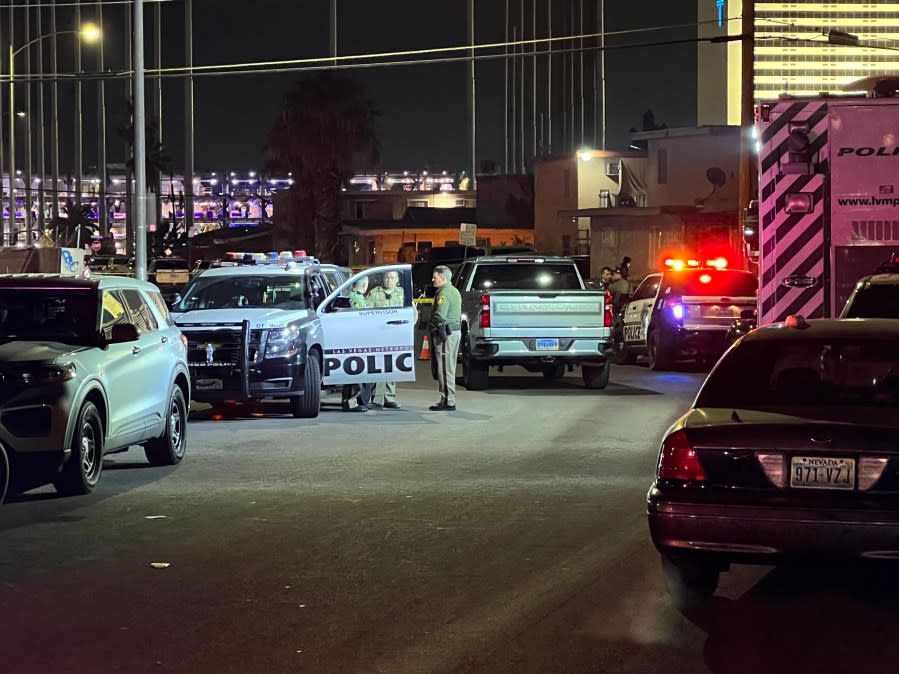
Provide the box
[5,23,102,245]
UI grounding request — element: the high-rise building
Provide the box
[698,1,899,125]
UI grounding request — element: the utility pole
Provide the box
[50,0,59,221]
[184,0,195,246]
[24,2,32,240]
[98,1,108,239]
[738,1,755,241]
[467,0,476,187]
[74,0,83,210]
[133,0,148,280]
[600,0,606,150]
[0,10,5,245]
[8,0,15,246]
[518,0,524,173]
[547,0,552,155]
[36,0,46,235]
[330,0,337,66]
[532,0,536,159]
[504,0,509,172]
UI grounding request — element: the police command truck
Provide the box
[170,253,416,418]
[612,258,757,370]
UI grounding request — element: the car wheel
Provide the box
[661,554,720,609]
[54,401,104,496]
[290,355,321,419]
[542,363,565,380]
[611,328,637,365]
[0,444,8,504]
[462,338,488,390]
[648,332,673,371]
[581,362,610,389]
[145,386,188,466]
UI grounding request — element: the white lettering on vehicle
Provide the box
[323,352,414,376]
[623,323,644,342]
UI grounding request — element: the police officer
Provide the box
[342,277,375,412]
[427,265,462,411]
[368,270,405,409]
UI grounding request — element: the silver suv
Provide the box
[0,276,190,502]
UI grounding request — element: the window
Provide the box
[843,284,899,318]
[471,263,582,291]
[0,288,97,344]
[176,275,310,311]
[102,290,129,334]
[335,269,411,311]
[120,289,159,335]
[657,149,668,185]
[353,200,374,219]
[606,162,620,178]
[599,189,611,208]
[146,290,175,326]
[631,275,662,301]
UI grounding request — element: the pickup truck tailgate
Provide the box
[488,291,605,332]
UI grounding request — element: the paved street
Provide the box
[2,360,899,673]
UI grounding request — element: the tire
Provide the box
[144,386,188,466]
[54,401,104,496]
[611,327,637,365]
[0,444,8,505]
[661,554,720,610]
[648,332,673,371]
[290,354,321,418]
[462,338,489,390]
[581,362,610,389]
[542,363,566,380]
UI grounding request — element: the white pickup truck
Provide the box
[453,255,613,390]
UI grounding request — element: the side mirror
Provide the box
[331,296,351,310]
[108,323,140,343]
[167,293,182,310]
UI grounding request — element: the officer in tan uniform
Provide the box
[367,270,405,409]
[427,265,462,411]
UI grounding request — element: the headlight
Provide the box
[264,325,300,359]
[15,362,77,385]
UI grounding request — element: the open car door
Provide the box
[317,264,416,386]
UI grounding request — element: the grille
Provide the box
[851,220,899,242]
[186,329,264,366]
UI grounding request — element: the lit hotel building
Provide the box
[698,1,899,125]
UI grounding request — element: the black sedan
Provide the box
[647,317,899,605]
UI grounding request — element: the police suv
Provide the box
[612,260,758,370]
[840,253,899,319]
[170,253,416,418]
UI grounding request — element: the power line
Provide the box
[0,0,171,8]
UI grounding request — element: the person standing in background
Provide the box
[427,265,462,412]
[368,270,405,409]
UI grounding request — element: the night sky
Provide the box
[26,0,697,176]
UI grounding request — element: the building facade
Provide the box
[698,0,899,125]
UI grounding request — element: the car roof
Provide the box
[0,275,158,291]
[468,255,575,263]
[856,273,899,286]
[198,261,318,277]
[744,317,899,342]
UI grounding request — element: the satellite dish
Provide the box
[706,167,726,188]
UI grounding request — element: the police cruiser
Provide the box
[170,252,416,418]
[612,258,757,370]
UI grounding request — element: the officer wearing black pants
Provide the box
[428,265,462,411]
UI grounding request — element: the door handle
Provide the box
[132,346,142,355]
[386,320,409,325]
[161,336,169,344]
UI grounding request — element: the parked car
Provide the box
[840,254,899,318]
[648,317,899,606]
[0,275,190,501]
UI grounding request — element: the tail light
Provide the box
[479,294,491,328]
[667,299,685,322]
[603,291,613,327]
[657,430,706,481]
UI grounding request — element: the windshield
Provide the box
[843,284,899,318]
[470,263,582,290]
[697,338,899,415]
[152,259,189,270]
[0,288,98,344]
[667,270,758,296]
[175,275,309,311]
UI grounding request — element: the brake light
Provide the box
[479,294,491,328]
[706,257,728,269]
[658,430,706,481]
[603,291,613,327]
[667,299,684,321]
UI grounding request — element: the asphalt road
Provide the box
[3,360,899,673]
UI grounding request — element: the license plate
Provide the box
[195,378,223,391]
[790,456,855,490]
[536,338,560,351]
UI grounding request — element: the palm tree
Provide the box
[265,72,379,260]
[117,98,171,190]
